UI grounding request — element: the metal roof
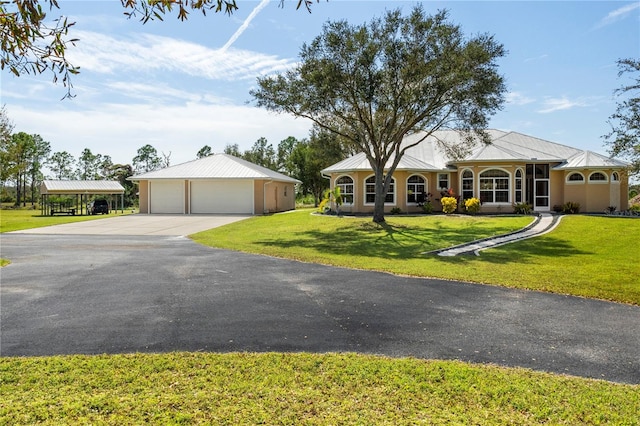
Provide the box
[554,150,629,170]
[129,153,300,183]
[41,180,125,194]
[322,130,627,173]
[321,152,438,174]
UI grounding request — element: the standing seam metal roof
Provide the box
[129,153,300,183]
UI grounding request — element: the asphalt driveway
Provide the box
[8,214,251,236]
[1,233,639,384]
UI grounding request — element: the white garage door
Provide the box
[150,180,184,214]
[191,180,254,214]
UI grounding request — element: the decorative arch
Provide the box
[365,175,395,205]
[479,168,510,203]
[566,172,585,184]
[335,175,354,204]
[406,174,427,204]
[588,171,608,183]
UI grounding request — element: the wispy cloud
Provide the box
[524,54,548,63]
[68,30,294,81]
[594,2,640,29]
[506,91,535,106]
[537,96,590,114]
[221,0,271,52]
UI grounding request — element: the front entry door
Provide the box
[526,164,550,211]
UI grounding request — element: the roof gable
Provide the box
[130,153,300,183]
[322,129,627,173]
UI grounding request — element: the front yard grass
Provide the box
[192,210,640,305]
[0,208,135,233]
[1,352,638,425]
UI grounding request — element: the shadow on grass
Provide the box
[253,221,555,261]
[433,235,590,266]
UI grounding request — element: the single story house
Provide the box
[321,130,630,214]
[129,153,300,214]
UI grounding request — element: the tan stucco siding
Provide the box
[138,180,149,213]
[549,170,565,209]
[254,180,265,214]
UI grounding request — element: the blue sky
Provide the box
[1,0,638,168]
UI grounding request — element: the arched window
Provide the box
[514,169,523,203]
[479,169,510,203]
[335,176,354,204]
[365,175,395,204]
[407,175,426,204]
[612,172,620,182]
[462,169,474,201]
[566,172,585,183]
[589,172,608,182]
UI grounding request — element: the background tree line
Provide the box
[1,107,346,208]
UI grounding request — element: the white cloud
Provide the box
[8,101,312,167]
[594,2,640,29]
[67,30,295,81]
[506,91,535,106]
[524,54,548,63]
[537,96,590,114]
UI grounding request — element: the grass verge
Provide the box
[1,352,637,425]
[0,208,135,233]
[192,210,640,305]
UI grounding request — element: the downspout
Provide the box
[263,180,273,214]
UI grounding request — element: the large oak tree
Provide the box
[252,6,507,222]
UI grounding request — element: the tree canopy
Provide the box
[604,58,640,178]
[1,0,323,98]
[252,6,507,222]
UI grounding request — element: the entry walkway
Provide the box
[434,213,562,257]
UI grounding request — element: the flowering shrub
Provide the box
[441,196,457,214]
[464,197,481,215]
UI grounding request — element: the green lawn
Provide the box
[3,208,639,423]
[192,210,640,305]
[0,208,135,233]
[1,352,637,425]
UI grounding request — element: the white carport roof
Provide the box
[129,153,300,183]
[41,180,125,195]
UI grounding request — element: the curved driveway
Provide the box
[1,233,639,384]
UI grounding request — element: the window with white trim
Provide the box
[335,176,354,204]
[462,170,474,201]
[479,169,510,203]
[438,173,450,190]
[515,169,523,203]
[365,175,395,204]
[566,172,585,183]
[612,172,620,182]
[589,172,608,182]
[407,175,426,203]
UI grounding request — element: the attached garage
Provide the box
[130,154,299,215]
[149,180,184,214]
[190,180,254,214]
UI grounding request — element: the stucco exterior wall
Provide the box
[138,180,149,214]
[257,180,296,214]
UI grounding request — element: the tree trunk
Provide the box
[372,172,387,223]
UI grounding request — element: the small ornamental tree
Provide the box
[252,6,507,223]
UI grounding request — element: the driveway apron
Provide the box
[1,233,639,384]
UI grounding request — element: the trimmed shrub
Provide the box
[390,207,402,215]
[441,196,457,214]
[562,201,581,214]
[513,202,533,215]
[464,197,481,215]
[421,201,433,214]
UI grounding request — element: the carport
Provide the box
[40,180,125,216]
